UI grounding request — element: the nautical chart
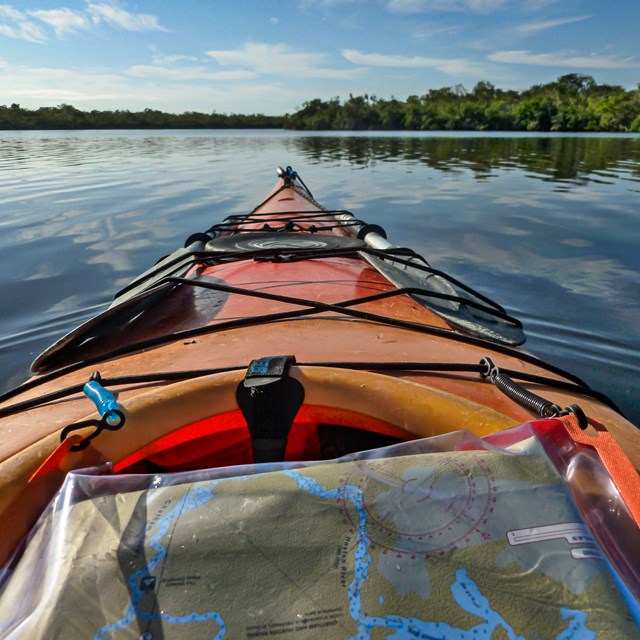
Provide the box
[339,455,498,558]
[0,436,637,639]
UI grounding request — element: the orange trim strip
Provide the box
[559,413,640,528]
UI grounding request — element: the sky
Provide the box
[0,0,638,115]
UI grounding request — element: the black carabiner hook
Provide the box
[60,409,125,451]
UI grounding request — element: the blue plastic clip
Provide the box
[83,380,122,426]
[60,377,126,450]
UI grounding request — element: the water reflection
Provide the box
[292,134,640,185]
[0,131,638,424]
[1,132,638,186]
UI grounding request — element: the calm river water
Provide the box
[0,130,638,424]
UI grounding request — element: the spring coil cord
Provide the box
[481,356,588,429]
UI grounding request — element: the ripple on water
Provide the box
[0,131,637,422]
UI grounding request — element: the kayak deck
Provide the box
[0,165,638,560]
[0,166,638,638]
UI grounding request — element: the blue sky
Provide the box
[0,0,638,115]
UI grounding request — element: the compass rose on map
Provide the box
[337,454,498,558]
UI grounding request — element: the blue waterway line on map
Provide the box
[91,467,602,640]
[282,470,521,639]
[280,470,375,638]
[557,609,596,640]
[282,470,598,640]
[93,480,227,640]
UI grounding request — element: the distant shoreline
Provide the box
[1,127,638,135]
[2,75,640,133]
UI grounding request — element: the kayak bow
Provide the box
[0,166,638,638]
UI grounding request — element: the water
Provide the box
[0,130,638,424]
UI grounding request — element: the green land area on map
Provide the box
[0,441,636,639]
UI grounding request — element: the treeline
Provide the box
[1,75,639,131]
[0,103,284,130]
[285,75,640,132]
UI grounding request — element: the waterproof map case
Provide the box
[0,419,638,639]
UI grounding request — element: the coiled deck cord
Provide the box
[481,357,588,429]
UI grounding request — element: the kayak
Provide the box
[0,166,638,638]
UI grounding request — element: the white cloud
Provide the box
[342,48,492,77]
[524,0,561,10]
[87,3,166,32]
[342,49,439,68]
[0,61,132,103]
[386,0,507,14]
[0,21,44,42]
[0,5,46,42]
[27,8,89,36]
[300,0,364,7]
[0,58,301,114]
[127,65,255,82]
[514,14,592,35]
[488,50,640,69]
[466,0,507,9]
[0,5,20,20]
[151,54,199,65]
[0,3,166,41]
[207,42,359,79]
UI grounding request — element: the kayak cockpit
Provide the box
[65,362,516,474]
[0,363,515,567]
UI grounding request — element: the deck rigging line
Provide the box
[0,173,622,421]
[0,359,620,421]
